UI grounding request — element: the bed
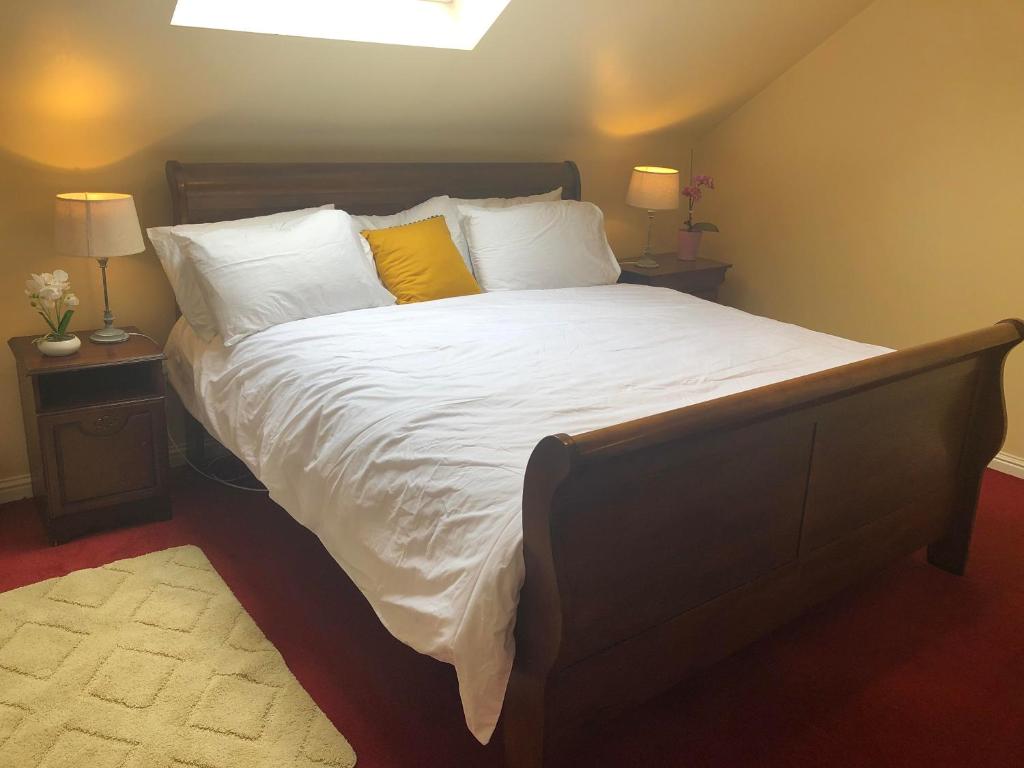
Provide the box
[164,160,1022,767]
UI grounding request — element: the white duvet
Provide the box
[165,284,888,743]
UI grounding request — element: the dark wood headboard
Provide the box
[165,161,582,225]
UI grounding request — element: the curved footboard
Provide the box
[504,319,1023,768]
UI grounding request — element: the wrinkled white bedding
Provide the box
[164,284,888,742]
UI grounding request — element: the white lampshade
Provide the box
[54,193,145,259]
[626,166,680,211]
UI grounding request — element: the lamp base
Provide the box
[90,326,129,344]
[631,255,661,269]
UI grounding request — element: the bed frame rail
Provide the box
[505,319,1023,767]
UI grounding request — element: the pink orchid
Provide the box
[680,154,719,233]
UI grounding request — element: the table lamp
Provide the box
[626,166,680,268]
[54,193,145,344]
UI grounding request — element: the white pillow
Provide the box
[171,210,394,346]
[452,187,563,209]
[148,205,333,341]
[462,201,621,292]
[350,196,472,273]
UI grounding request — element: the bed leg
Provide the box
[184,410,207,471]
[929,344,1012,576]
[503,676,551,768]
[927,501,977,576]
[928,458,987,575]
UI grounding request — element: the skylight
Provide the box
[171,0,512,51]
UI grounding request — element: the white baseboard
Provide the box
[0,474,33,505]
[990,451,1024,480]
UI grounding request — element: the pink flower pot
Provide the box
[678,230,703,261]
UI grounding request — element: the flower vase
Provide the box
[678,230,703,261]
[37,334,81,357]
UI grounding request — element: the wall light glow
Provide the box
[590,50,708,139]
[0,45,212,171]
[171,0,512,51]
[29,54,122,122]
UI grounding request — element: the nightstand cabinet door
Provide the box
[38,399,169,518]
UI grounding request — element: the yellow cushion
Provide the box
[362,216,481,305]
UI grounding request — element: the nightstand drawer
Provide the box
[39,399,168,514]
[665,267,728,294]
[618,255,731,302]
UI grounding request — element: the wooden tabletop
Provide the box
[620,253,732,277]
[7,327,164,375]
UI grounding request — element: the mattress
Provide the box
[163,284,890,743]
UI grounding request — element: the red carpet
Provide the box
[2,469,1022,767]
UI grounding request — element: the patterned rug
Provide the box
[0,546,356,767]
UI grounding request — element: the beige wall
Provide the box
[699,0,1024,459]
[0,0,934,484]
[0,1,706,483]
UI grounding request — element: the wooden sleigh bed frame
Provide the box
[166,160,1022,768]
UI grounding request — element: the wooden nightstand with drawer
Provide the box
[8,328,171,543]
[619,254,732,302]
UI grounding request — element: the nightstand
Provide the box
[619,254,732,302]
[8,328,171,543]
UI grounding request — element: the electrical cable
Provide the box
[166,429,268,493]
[125,331,266,492]
[127,331,159,345]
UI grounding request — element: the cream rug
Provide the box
[0,546,356,768]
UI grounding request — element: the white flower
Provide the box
[25,274,45,295]
[26,268,74,334]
